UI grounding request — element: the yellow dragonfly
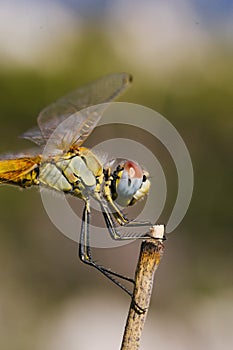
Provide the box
[0,73,151,297]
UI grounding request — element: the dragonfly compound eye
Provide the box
[112,160,147,207]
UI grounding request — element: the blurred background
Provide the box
[0,0,232,349]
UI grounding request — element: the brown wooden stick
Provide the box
[120,225,165,350]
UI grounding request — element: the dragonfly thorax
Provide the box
[39,147,104,200]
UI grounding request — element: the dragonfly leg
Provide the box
[78,200,135,292]
[104,192,152,227]
[98,199,151,241]
[79,200,147,314]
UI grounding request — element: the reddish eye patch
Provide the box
[125,160,143,179]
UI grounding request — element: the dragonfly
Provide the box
[0,73,152,299]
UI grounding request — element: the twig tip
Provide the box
[149,224,165,239]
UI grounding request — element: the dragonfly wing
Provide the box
[37,73,132,153]
[41,104,107,156]
[21,105,106,153]
[0,148,41,160]
[20,126,45,146]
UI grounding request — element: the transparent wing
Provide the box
[42,104,109,157]
[21,73,133,150]
[0,148,41,160]
[20,127,44,146]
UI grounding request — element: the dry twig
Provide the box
[120,225,165,350]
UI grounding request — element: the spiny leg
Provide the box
[94,200,148,314]
[78,200,135,292]
[79,199,147,314]
[111,202,152,227]
[98,198,152,241]
[99,201,128,240]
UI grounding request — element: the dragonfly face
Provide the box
[104,159,150,207]
[0,73,152,298]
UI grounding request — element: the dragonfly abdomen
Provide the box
[0,157,40,188]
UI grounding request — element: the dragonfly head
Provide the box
[106,159,150,207]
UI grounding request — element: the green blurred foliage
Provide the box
[0,30,232,349]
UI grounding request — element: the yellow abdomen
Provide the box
[0,156,41,188]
